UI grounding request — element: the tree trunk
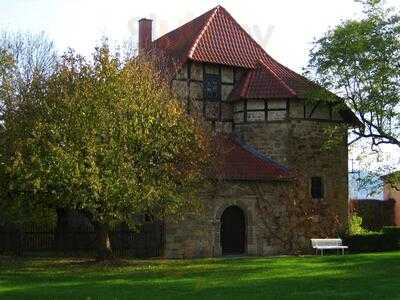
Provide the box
[94,223,113,260]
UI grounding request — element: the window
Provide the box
[144,214,152,223]
[311,177,324,199]
[204,74,221,100]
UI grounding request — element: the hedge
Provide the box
[382,226,400,237]
[344,227,400,253]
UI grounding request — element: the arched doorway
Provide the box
[220,206,246,255]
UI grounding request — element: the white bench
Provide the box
[311,238,348,256]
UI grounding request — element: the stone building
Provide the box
[138,6,359,258]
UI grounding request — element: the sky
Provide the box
[1,0,392,72]
[1,0,399,181]
[0,0,398,73]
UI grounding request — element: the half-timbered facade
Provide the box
[138,6,359,258]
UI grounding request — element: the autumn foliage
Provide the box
[0,45,212,258]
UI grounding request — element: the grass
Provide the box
[0,252,400,300]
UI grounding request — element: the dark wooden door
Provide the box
[220,206,245,255]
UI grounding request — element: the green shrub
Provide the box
[345,216,400,252]
[345,226,400,253]
[345,234,387,253]
[383,226,400,248]
[349,213,371,235]
[382,226,400,237]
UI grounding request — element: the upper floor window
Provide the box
[204,74,221,101]
[311,177,324,199]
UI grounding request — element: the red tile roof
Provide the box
[152,5,361,126]
[230,59,297,100]
[152,8,214,67]
[215,135,291,181]
[152,5,316,99]
[188,7,265,68]
[149,7,360,180]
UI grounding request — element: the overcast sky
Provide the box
[3,0,399,72]
[1,0,399,173]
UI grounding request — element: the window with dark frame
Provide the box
[311,177,324,199]
[204,74,221,101]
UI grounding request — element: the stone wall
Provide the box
[235,119,348,231]
[235,122,291,165]
[287,120,349,230]
[164,181,285,258]
[163,177,345,258]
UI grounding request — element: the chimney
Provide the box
[138,18,153,55]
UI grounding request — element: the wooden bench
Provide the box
[311,238,348,256]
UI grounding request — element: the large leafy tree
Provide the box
[0,32,58,229]
[0,50,14,225]
[306,0,400,150]
[0,45,211,258]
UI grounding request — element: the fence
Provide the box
[0,221,164,257]
[349,199,395,231]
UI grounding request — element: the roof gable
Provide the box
[151,5,361,126]
[152,6,319,98]
[188,6,266,68]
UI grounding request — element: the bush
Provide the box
[383,226,400,248]
[345,234,390,253]
[345,226,400,253]
[349,213,369,235]
[382,226,400,237]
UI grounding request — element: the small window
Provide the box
[204,74,221,101]
[311,177,324,199]
[144,214,152,223]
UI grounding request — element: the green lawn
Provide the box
[0,252,400,300]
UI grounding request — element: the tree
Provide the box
[0,32,58,229]
[306,0,400,150]
[0,31,56,82]
[0,44,212,258]
[0,31,57,124]
[0,49,14,114]
[0,49,14,223]
[0,49,13,76]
